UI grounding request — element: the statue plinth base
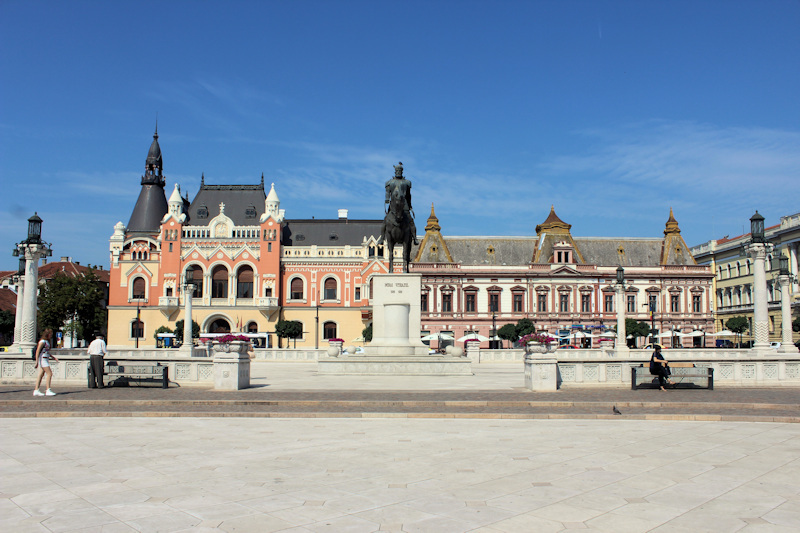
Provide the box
[317,273,471,375]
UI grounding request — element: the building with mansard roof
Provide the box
[107,131,714,350]
[413,205,714,348]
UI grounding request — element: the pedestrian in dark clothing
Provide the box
[649,345,674,391]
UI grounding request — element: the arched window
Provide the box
[186,265,203,298]
[132,277,146,300]
[209,318,231,333]
[212,265,229,298]
[247,322,258,333]
[237,265,254,298]
[323,321,337,340]
[324,277,338,300]
[131,319,144,339]
[290,277,304,300]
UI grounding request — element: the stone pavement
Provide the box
[2,418,800,532]
[1,363,800,532]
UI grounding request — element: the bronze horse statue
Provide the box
[382,190,414,273]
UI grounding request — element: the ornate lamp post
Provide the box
[9,257,26,352]
[615,266,629,355]
[182,282,195,353]
[777,256,799,353]
[745,211,772,351]
[12,213,52,358]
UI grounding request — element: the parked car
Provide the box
[557,344,579,349]
[0,346,8,352]
[643,344,664,350]
[770,342,781,349]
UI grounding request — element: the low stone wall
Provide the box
[1,350,215,387]
[253,349,323,361]
[526,348,800,389]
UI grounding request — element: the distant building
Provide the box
[107,131,715,349]
[414,205,714,348]
[690,212,800,345]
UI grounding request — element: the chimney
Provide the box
[60,256,71,262]
[338,209,348,220]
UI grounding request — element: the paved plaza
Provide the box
[1,363,800,532]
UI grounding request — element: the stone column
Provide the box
[10,276,24,352]
[20,246,47,358]
[748,243,771,350]
[182,283,194,354]
[777,275,799,353]
[615,284,629,355]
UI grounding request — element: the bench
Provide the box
[631,363,713,390]
[88,362,169,388]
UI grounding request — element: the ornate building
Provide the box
[413,205,714,348]
[690,212,800,345]
[107,131,715,349]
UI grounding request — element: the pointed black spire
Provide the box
[129,128,168,232]
[261,173,264,188]
[201,172,205,186]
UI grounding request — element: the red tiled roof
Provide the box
[0,288,17,313]
[716,223,780,245]
[37,262,110,284]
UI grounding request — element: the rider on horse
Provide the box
[379,162,418,245]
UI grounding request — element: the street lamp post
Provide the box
[615,266,629,355]
[745,211,773,351]
[182,283,194,353]
[10,257,25,353]
[777,256,799,353]
[491,312,497,350]
[12,213,52,358]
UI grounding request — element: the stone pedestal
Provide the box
[777,274,799,353]
[213,351,250,390]
[524,353,558,391]
[318,273,471,375]
[365,274,428,356]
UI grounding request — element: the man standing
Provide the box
[87,332,107,388]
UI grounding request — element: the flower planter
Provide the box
[211,340,251,354]
[526,341,555,355]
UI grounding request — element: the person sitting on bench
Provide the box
[649,345,674,391]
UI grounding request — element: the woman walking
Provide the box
[34,328,59,396]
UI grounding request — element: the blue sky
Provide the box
[1,0,799,271]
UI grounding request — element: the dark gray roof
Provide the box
[282,219,383,246]
[127,184,168,233]
[440,238,537,266]
[187,184,266,226]
[573,238,664,267]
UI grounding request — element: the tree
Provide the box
[174,320,200,344]
[38,270,106,344]
[625,319,651,347]
[0,310,14,345]
[275,320,303,348]
[362,323,373,343]
[497,323,518,347]
[726,316,749,347]
[153,325,173,340]
[515,318,536,338]
[793,315,800,333]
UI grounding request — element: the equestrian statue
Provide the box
[379,162,418,273]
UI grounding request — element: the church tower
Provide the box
[127,126,169,234]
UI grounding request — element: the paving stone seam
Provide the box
[1,411,798,422]
[2,399,797,410]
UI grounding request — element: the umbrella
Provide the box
[570,330,590,338]
[680,331,704,337]
[707,330,735,336]
[421,333,455,341]
[351,336,365,343]
[457,333,489,342]
[655,331,676,338]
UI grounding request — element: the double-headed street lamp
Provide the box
[744,211,773,350]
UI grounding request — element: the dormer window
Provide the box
[197,206,208,219]
[245,205,257,219]
[329,232,339,241]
